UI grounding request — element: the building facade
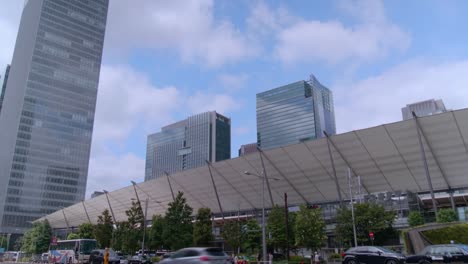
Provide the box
[402,99,447,120]
[0,0,108,233]
[0,65,11,115]
[238,143,258,157]
[256,74,336,150]
[145,111,231,181]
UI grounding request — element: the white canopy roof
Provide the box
[38,108,468,228]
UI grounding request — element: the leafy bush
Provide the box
[422,223,468,244]
[408,211,424,227]
[436,209,458,223]
[328,253,342,260]
[289,255,306,262]
[150,256,160,263]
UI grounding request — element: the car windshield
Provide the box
[374,246,396,253]
[205,248,225,256]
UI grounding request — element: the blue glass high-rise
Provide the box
[0,0,108,233]
[256,74,336,150]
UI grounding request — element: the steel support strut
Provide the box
[257,148,275,206]
[82,201,91,223]
[164,171,176,202]
[324,132,343,207]
[206,160,224,220]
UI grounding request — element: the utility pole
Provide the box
[284,193,289,261]
[141,198,149,256]
[348,168,358,247]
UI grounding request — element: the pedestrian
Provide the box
[313,252,319,264]
[104,248,109,264]
[234,255,238,264]
[268,253,273,264]
[257,252,262,263]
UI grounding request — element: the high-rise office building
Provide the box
[0,65,11,115]
[401,99,447,120]
[145,111,231,181]
[0,0,108,233]
[238,143,258,157]
[256,74,336,150]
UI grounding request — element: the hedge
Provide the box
[422,223,468,244]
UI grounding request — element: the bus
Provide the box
[49,239,97,264]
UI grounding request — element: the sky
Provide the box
[1,0,468,196]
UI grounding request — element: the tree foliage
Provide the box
[335,203,396,246]
[162,192,193,250]
[95,209,113,248]
[242,219,261,254]
[122,201,146,253]
[149,215,165,250]
[408,211,424,227]
[77,223,95,239]
[221,221,241,251]
[436,209,458,223]
[67,233,80,240]
[21,220,52,254]
[267,205,287,251]
[193,208,214,246]
[295,205,326,250]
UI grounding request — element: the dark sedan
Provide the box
[406,244,468,263]
[342,246,405,264]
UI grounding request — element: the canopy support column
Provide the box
[412,112,438,215]
[164,171,176,202]
[257,148,275,207]
[61,209,70,234]
[206,160,224,221]
[324,132,343,208]
[449,191,456,211]
[103,190,117,224]
[323,131,370,194]
[82,201,91,224]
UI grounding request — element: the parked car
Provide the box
[159,247,229,264]
[89,249,120,264]
[128,255,150,264]
[406,244,468,263]
[116,252,129,264]
[342,246,405,264]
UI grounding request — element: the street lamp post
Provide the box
[141,198,148,257]
[244,171,280,263]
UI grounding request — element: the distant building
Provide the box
[0,64,11,115]
[238,143,258,156]
[402,99,447,120]
[91,191,105,199]
[256,74,336,150]
[145,111,231,181]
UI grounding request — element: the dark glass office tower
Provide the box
[145,111,231,181]
[256,74,336,150]
[0,0,108,233]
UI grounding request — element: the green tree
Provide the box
[95,209,113,248]
[408,211,424,227]
[266,205,287,252]
[0,236,7,249]
[295,205,326,251]
[21,220,52,254]
[335,203,396,246]
[126,201,145,252]
[149,215,165,250]
[221,221,241,251]
[242,219,261,254]
[67,233,80,240]
[162,192,193,250]
[112,221,130,252]
[437,208,458,223]
[193,208,214,246]
[76,223,95,239]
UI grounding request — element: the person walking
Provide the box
[104,248,109,264]
[313,252,320,264]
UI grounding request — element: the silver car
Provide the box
[160,248,229,264]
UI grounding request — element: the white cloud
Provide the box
[334,59,468,133]
[272,0,410,65]
[218,73,249,92]
[105,0,257,67]
[187,92,241,115]
[87,149,144,195]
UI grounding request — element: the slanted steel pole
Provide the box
[131,181,143,209]
[348,168,358,247]
[164,171,176,202]
[103,190,117,224]
[206,160,224,221]
[325,131,343,208]
[62,208,70,235]
[82,201,91,223]
[412,112,438,215]
[449,191,456,211]
[257,148,275,207]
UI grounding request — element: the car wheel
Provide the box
[386,259,398,264]
[346,259,358,264]
[419,261,431,264]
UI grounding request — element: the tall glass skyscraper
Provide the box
[0,0,108,233]
[145,111,231,181]
[256,74,336,150]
